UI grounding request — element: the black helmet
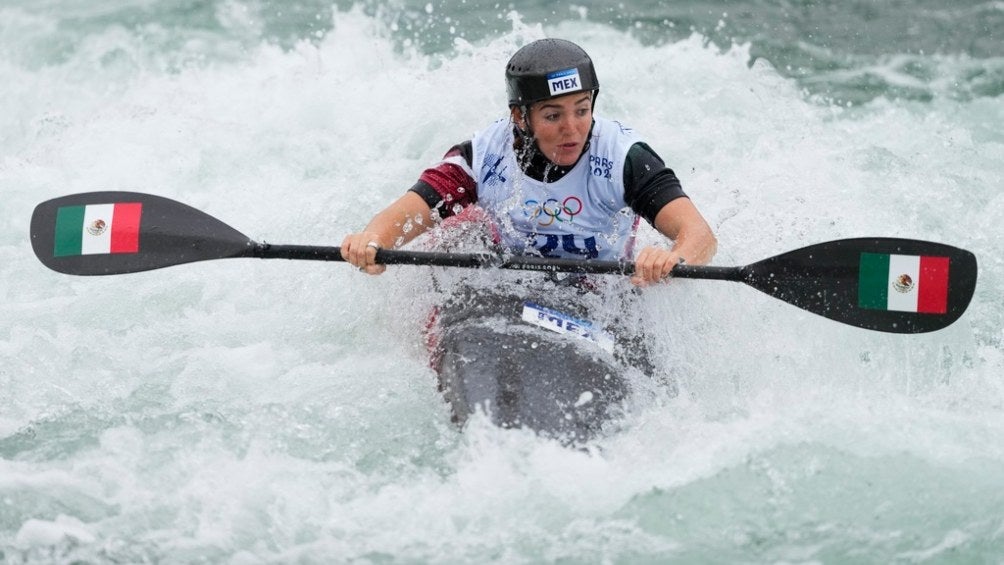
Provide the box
[505,38,599,107]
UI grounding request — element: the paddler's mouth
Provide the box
[547,140,584,165]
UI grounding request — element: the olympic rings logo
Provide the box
[523,196,583,226]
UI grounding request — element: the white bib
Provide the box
[471,117,642,261]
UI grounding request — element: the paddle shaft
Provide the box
[252,243,745,280]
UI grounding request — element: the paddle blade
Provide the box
[743,238,977,333]
[31,191,254,275]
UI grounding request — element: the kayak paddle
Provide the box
[30,191,977,334]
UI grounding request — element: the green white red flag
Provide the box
[53,203,142,257]
[858,252,950,314]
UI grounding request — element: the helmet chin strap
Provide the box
[512,104,539,169]
[514,104,533,137]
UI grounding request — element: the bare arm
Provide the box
[631,197,717,286]
[340,191,435,275]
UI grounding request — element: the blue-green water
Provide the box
[1,1,1002,562]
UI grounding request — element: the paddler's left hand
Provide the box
[630,245,684,287]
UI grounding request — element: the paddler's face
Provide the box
[514,92,593,167]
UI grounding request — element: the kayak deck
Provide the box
[430,283,633,444]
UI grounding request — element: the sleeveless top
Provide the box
[471,117,642,261]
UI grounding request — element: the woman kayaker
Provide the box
[341,38,717,285]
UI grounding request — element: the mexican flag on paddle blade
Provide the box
[53,202,142,257]
[858,252,950,314]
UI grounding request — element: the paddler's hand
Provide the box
[631,245,684,287]
[340,232,388,275]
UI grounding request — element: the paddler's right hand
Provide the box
[341,232,388,275]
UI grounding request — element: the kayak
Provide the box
[426,277,642,444]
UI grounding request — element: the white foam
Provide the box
[15,515,96,546]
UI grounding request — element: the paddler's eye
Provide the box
[544,112,560,122]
